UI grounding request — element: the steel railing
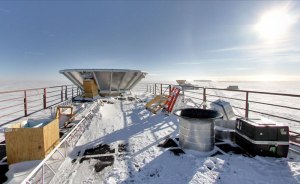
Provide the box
[0,85,82,127]
[145,83,300,135]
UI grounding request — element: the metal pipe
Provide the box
[43,88,47,109]
[109,71,112,95]
[203,88,207,109]
[245,92,249,118]
[65,85,68,100]
[61,86,63,102]
[160,84,163,95]
[24,90,27,117]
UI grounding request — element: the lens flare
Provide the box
[254,8,296,42]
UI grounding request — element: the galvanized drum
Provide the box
[174,108,223,152]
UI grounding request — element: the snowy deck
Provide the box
[5,93,300,184]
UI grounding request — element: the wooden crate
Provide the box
[83,79,99,98]
[5,118,60,165]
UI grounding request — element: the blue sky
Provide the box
[0,1,300,82]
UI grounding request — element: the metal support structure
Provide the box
[203,88,207,109]
[43,88,47,109]
[65,86,68,100]
[109,71,113,95]
[92,72,101,91]
[169,85,171,95]
[61,86,64,102]
[45,162,56,175]
[24,90,27,117]
[154,84,156,95]
[0,84,80,127]
[22,102,98,183]
[152,85,154,94]
[245,92,249,118]
[160,84,163,95]
[182,86,185,101]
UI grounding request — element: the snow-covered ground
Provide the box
[34,94,300,184]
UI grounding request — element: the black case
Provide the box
[235,118,289,157]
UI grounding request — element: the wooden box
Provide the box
[5,118,60,165]
[83,79,99,98]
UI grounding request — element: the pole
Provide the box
[24,90,27,117]
[245,92,249,118]
[203,88,207,109]
[65,85,68,100]
[43,88,46,109]
[61,86,63,102]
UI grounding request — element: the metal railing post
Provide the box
[203,88,207,109]
[182,87,185,102]
[245,92,249,118]
[24,90,27,117]
[152,85,154,94]
[72,87,74,98]
[43,88,46,109]
[160,84,163,95]
[169,85,171,95]
[65,85,68,100]
[154,83,156,95]
[61,86,64,102]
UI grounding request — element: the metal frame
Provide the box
[59,69,147,95]
[148,83,300,139]
[22,101,100,184]
[0,85,82,127]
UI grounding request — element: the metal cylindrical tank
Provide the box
[174,108,223,152]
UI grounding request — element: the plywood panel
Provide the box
[83,79,99,98]
[5,119,60,164]
[5,128,44,164]
[145,95,168,113]
[43,119,60,155]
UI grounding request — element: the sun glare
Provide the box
[254,8,296,42]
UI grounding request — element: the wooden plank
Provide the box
[5,127,44,164]
[43,119,60,155]
[5,117,60,164]
[83,79,99,98]
[145,95,168,113]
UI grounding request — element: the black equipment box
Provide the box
[235,118,289,157]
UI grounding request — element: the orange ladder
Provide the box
[163,87,181,113]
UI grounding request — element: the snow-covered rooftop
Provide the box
[4,92,300,184]
[5,93,300,184]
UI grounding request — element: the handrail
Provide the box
[149,83,300,134]
[203,86,300,98]
[0,84,74,94]
[0,84,82,127]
